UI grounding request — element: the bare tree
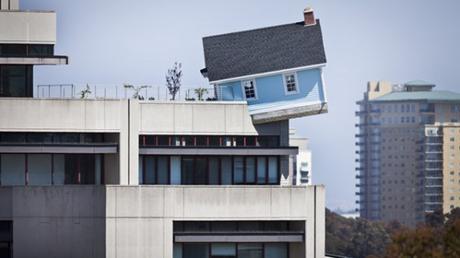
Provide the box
[165,62,182,100]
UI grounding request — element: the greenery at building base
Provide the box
[326,208,460,258]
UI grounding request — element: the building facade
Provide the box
[290,129,312,186]
[0,2,328,258]
[356,80,460,227]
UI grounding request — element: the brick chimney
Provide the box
[304,7,316,26]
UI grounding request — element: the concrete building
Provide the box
[0,2,329,258]
[356,80,460,227]
[290,129,312,186]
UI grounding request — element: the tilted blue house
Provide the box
[201,8,328,124]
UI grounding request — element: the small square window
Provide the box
[284,74,298,93]
[242,80,256,100]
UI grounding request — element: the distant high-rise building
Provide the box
[356,80,460,227]
[290,129,312,186]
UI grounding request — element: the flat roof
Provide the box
[371,90,460,103]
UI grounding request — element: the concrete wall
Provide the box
[0,186,106,258]
[0,98,125,132]
[0,185,324,258]
[0,11,56,44]
[138,101,257,135]
[1,0,19,10]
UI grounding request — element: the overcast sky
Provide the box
[23,0,460,211]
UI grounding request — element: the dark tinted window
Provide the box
[0,65,33,97]
[0,221,12,258]
[0,44,54,57]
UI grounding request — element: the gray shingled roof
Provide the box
[202,20,327,82]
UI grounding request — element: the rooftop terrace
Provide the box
[35,84,220,102]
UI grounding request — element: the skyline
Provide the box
[23,0,460,210]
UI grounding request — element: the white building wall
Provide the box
[139,101,257,135]
[0,11,56,44]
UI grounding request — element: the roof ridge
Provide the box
[203,19,321,40]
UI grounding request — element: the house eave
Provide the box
[209,63,326,85]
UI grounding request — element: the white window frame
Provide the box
[283,72,299,95]
[241,79,257,100]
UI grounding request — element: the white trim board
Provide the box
[210,63,326,84]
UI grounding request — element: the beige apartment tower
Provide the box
[356,80,460,227]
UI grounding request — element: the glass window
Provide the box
[211,221,237,232]
[0,221,12,258]
[211,243,236,257]
[233,157,244,184]
[1,154,25,186]
[235,136,245,147]
[173,243,183,258]
[28,154,52,186]
[209,136,220,146]
[264,221,288,231]
[157,157,169,184]
[0,65,32,97]
[196,136,207,146]
[246,157,256,184]
[53,154,65,185]
[257,136,279,147]
[195,157,208,185]
[268,157,279,184]
[181,157,194,185]
[223,136,234,147]
[170,156,181,185]
[257,157,267,184]
[27,133,54,143]
[221,157,232,185]
[246,136,256,146]
[78,155,96,185]
[144,156,156,184]
[237,243,263,258]
[28,45,54,56]
[183,243,209,258]
[265,243,288,258]
[242,80,256,100]
[172,136,182,146]
[0,133,25,143]
[158,136,169,146]
[238,221,262,232]
[183,136,195,146]
[284,73,298,93]
[209,157,220,185]
[57,133,80,143]
[184,221,209,232]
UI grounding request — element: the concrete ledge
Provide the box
[139,147,298,156]
[0,56,68,65]
[252,102,328,125]
[0,145,117,154]
[175,234,304,243]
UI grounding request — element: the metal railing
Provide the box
[36,84,223,102]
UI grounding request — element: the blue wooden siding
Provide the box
[217,68,325,105]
